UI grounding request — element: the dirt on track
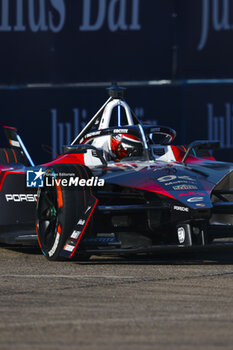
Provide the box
[0,246,233,350]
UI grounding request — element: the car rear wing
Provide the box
[3,126,35,166]
[182,140,220,163]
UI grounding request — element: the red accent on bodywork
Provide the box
[11,149,17,163]
[121,178,176,199]
[56,184,63,209]
[171,146,216,163]
[105,163,176,198]
[3,126,16,130]
[202,156,216,161]
[184,157,215,164]
[0,165,11,171]
[171,146,185,162]
[57,224,62,234]
[0,172,8,192]
[42,153,85,167]
[35,223,42,248]
[0,171,25,192]
[3,149,9,163]
[171,146,201,163]
[178,192,205,197]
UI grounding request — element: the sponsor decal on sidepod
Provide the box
[178,192,205,197]
[173,185,198,190]
[5,194,37,202]
[173,206,189,212]
[187,197,204,203]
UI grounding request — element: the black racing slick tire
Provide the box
[0,148,26,165]
[36,164,94,261]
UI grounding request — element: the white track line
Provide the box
[0,314,232,330]
[0,274,134,279]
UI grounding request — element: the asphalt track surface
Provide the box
[1,247,233,350]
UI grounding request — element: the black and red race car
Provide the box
[0,85,233,260]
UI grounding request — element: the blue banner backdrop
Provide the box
[1,0,233,83]
[0,0,174,84]
[176,0,233,78]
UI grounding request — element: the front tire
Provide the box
[36,164,92,261]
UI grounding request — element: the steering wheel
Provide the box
[144,126,176,145]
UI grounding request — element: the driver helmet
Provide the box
[110,133,143,160]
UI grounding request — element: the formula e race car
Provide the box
[0,85,233,261]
